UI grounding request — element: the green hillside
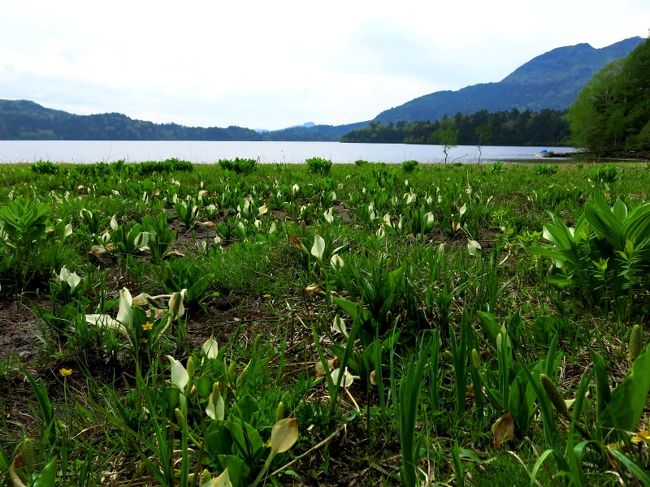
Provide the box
[374,37,643,123]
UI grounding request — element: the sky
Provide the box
[0,0,648,130]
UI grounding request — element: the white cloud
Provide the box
[0,0,648,128]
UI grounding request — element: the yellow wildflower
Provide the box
[142,322,154,331]
[59,368,73,377]
[631,430,650,444]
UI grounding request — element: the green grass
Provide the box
[0,159,649,486]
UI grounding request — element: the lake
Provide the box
[0,140,576,164]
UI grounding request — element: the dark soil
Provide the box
[0,297,43,362]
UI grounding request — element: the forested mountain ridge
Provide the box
[0,100,261,140]
[0,99,367,141]
[374,37,644,123]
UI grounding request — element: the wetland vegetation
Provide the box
[0,158,649,486]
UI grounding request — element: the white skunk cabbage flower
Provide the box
[270,417,299,454]
[323,207,334,223]
[467,239,482,256]
[167,355,189,393]
[330,254,344,270]
[311,235,325,261]
[330,367,359,388]
[331,315,348,337]
[58,266,81,292]
[205,383,225,421]
[202,337,219,359]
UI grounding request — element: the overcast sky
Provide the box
[0,0,647,129]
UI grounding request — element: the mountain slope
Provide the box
[374,37,644,123]
[0,99,261,140]
[0,99,366,141]
[260,121,368,141]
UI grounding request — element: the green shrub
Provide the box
[218,157,257,174]
[401,160,419,173]
[138,158,193,175]
[490,161,505,173]
[31,161,60,175]
[0,197,50,287]
[305,157,332,175]
[591,164,618,183]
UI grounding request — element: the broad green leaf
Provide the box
[590,350,611,414]
[612,198,628,221]
[32,458,57,487]
[601,342,650,431]
[478,311,500,346]
[607,447,650,486]
[624,202,650,248]
[226,418,264,458]
[333,296,369,323]
[584,193,625,251]
[543,212,573,249]
[530,449,555,487]
[217,456,247,487]
[234,394,259,423]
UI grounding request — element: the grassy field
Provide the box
[0,158,649,486]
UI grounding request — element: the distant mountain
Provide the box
[260,121,368,141]
[0,99,366,141]
[374,37,644,123]
[0,100,260,141]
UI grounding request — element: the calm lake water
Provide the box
[0,140,575,164]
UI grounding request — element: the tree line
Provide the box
[0,100,364,142]
[568,38,649,157]
[340,108,570,146]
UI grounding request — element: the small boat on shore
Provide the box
[535,149,553,158]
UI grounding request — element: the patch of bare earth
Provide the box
[0,297,42,362]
